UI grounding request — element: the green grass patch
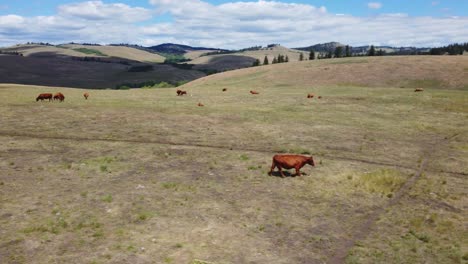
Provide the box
[135,211,155,222]
[328,59,368,64]
[101,194,113,203]
[239,154,250,161]
[22,216,69,234]
[403,79,444,88]
[353,169,407,196]
[73,48,107,56]
[161,182,178,189]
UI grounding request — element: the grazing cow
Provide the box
[318,96,322,99]
[222,88,227,92]
[268,154,315,178]
[177,89,187,96]
[250,90,259,95]
[198,102,204,107]
[36,93,53,102]
[414,88,424,92]
[83,92,89,100]
[53,92,65,102]
[307,93,314,98]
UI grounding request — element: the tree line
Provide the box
[429,43,468,55]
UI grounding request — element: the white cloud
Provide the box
[0,0,467,49]
[368,2,383,9]
[58,1,153,22]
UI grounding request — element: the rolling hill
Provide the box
[296,42,431,55]
[147,43,224,55]
[184,55,468,90]
[1,43,166,63]
[0,53,204,89]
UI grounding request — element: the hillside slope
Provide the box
[0,54,203,89]
[184,56,468,90]
[1,44,165,63]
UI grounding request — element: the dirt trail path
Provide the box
[0,131,464,178]
[328,133,459,264]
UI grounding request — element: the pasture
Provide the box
[0,56,467,264]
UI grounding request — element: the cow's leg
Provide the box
[295,166,301,176]
[278,166,285,178]
[268,161,276,176]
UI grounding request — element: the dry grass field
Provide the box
[0,56,467,264]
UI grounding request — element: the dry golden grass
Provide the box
[185,55,468,90]
[0,56,466,263]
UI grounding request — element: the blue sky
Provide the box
[0,0,467,48]
[2,0,466,17]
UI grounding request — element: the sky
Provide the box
[0,0,467,48]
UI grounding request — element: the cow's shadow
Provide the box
[268,171,307,178]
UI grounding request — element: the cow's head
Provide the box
[308,157,315,167]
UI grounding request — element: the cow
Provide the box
[317,96,322,99]
[268,154,315,178]
[222,88,227,92]
[250,90,259,95]
[307,93,314,98]
[414,88,424,92]
[177,89,187,96]
[83,92,89,100]
[198,102,204,107]
[53,92,65,102]
[36,93,53,102]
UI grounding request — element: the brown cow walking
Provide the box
[83,92,89,99]
[414,88,424,92]
[307,93,314,98]
[36,93,53,102]
[177,89,187,96]
[53,92,65,102]
[198,102,204,107]
[222,88,227,92]
[250,90,259,95]
[268,154,315,177]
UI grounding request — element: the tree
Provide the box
[263,56,269,65]
[368,45,376,56]
[334,46,343,58]
[299,53,304,61]
[377,49,385,56]
[309,50,315,60]
[345,45,351,57]
[272,57,278,64]
[285,55,289,62]
[252,59,260,66]
[326,51,333,59]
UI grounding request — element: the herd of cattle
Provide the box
[36,92,90,102]
[33,86,425,176]
[34,88,318,177]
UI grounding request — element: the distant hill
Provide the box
[295,42,430,55]
[296,42,345,53]
[189,45,304,69]
[0,53,203,89]
[147,43,224,55]
[0,43,165,63]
